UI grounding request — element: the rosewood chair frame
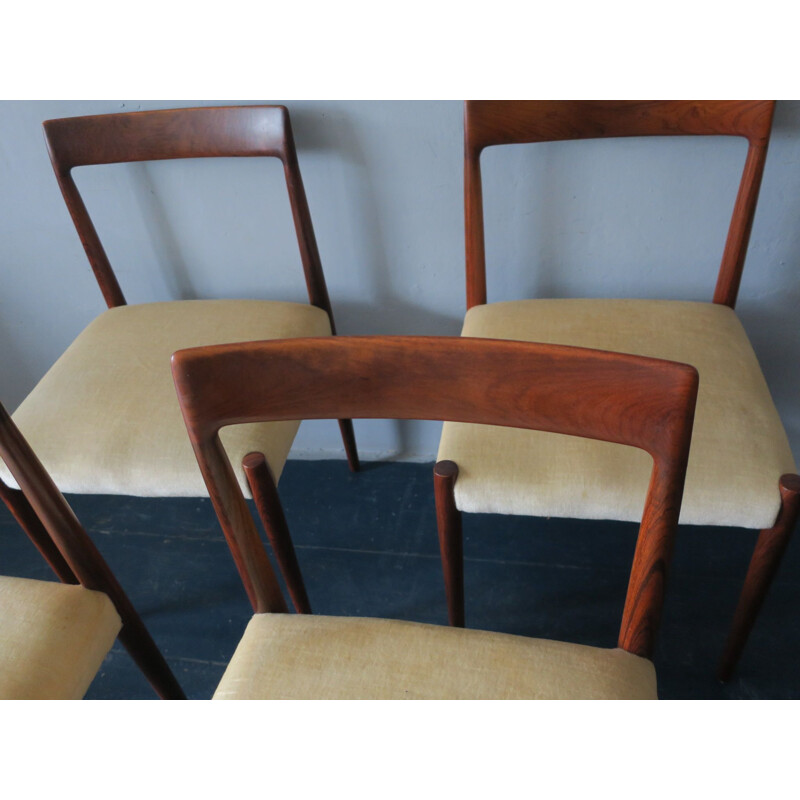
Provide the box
[172,336,698,661]
[0,401,185,699]
[438,100,799,679]
[39,105,360,611]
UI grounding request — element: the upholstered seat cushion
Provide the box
[0,576,121,699]
[437,299,796,530]
[0,299,332,497]
[213,613,656,699]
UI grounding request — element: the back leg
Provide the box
[717,474,800,682]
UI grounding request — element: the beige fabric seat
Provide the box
[213,613,656,699]
[0,575,121,699]
[438,299,796,530]
[0,299,332,497]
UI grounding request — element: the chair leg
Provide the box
[0,481,77,584]
[117,610,187,699]
[717,473,800,682]
[338,419,360,472]
[39,512,187,699]
[243,452,312,614]
[434,460,465,627]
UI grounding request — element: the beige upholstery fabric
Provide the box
[0,576,121,699]
[438,299,796,530]
[213,613,657,699]
[0,300,332,497]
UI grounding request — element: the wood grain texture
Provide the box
[463,100,775,310]
[43,106,289,169]
[0,402,185,699]
[464,123,487,308]
[465,101,775,152]
[717,474,800,681]
[173,336,698,658]
[243,451,312,614]
[713,140,772,307]
[42,105,341,324]
[617,460,685,656]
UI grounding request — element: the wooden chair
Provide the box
[435,101,799,681]
[0,401,184,699]
[0,105,359,613]
[171,336,697,699]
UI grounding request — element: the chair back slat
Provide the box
[465,100,774,153]
[43,105,333,316]
[464,100,776,309]
[44,106,290,169]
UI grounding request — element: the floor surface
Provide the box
[2,460,798,699]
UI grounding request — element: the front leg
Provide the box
[243,452,312,615]
[434,460,465,627]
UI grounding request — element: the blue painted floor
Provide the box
[2,460,798,699]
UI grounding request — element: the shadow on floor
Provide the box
[1,460,798,699]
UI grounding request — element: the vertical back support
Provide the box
[172,336,699,658]
[43,105,335,320]
[463,100,775,309]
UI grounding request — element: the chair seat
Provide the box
[0,299,332,497]
[438,299,796,530]
[213,613,656,699]
[0,575,121,699]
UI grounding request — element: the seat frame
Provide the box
[30,105,361,611]
[172,335,698,662]
[0,402,185,699]
[440,100,800,680]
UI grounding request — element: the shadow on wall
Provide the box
[128,162,197,301]
[738,101,800,462]
[289,105,458,331]
[81,103,463,460]
[0,313,37,410]
[289,106,465,458]
[741,286,800,457]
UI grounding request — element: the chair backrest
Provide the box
[464,100,776,310]
[172,335,699,659]
[0,402,184,698]
[43,105,334,322]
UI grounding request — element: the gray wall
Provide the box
[1,100,798,463]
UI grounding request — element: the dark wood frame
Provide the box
[40,106,360,609]
[452,99,796,678]
[464,100,775,310]
[0,402,185,699]
[172,336,698,660]
[43,104,359,471]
